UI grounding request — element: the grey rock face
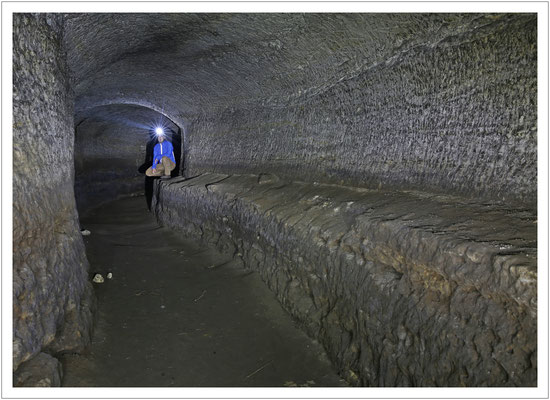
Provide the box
[13,14,95,372]
[185,14,537,208]
[13,352,63,387]
[12,11,537,386]
[153,174,536,386]
[64,13,537,208]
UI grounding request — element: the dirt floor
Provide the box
[61,194,345,387]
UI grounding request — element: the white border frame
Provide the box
[2,2,548,399]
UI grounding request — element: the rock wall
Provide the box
[13,13,94,379]
[185,14,536,208]
[13,352,63,387]
[153,173,537,386]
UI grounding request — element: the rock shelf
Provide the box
[153,173,537,387]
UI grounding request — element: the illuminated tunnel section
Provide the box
[74,104,182,214]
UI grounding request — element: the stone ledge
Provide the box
[153,173,536,386]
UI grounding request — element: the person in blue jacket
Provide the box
[145,131,176,177]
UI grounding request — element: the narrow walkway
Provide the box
[61,195,344,387]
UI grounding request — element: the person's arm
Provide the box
[166,142,175,162]
[167,142,175,163]
[152,144,160,170]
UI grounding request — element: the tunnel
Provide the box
[12,12,538,388]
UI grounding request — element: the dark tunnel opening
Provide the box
[73,104,183,215]
[11,11,540,390]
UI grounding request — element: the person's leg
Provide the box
[161,156,176,177]
[145,164,164,177]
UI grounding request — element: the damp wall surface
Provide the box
[13,14,94,380]
[185,14,537,208]
[153,174,537,386]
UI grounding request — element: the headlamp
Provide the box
[155,127,164,136]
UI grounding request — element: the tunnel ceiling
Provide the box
[63,13,505,118]
[76,103,177,133]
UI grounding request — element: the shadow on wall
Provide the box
[138,127,182,210]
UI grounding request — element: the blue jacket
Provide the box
[152,140,176,169]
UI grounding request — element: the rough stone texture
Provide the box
[13,352,63,387]
[64,13,537,208]
[74,104,180,214]
[13,14,95,372]
[12,11,537,387]
[153,173,536,387]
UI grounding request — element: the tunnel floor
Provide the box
[60,195,345,387]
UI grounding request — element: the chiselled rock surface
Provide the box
[13,14,95,372]
[153,173,536,386]
[13,11,537,387]
[64,13,537,207]
[13,352,63,387]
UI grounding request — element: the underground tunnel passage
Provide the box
[12,12,538,388]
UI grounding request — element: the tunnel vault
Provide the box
[63,12,537,207]
[12,12,537,387]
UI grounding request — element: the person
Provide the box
[145,132,176,177]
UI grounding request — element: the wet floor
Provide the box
[61,195,344,387]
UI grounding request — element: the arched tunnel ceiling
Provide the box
[63,13,506,118]
[76,103,178,134]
